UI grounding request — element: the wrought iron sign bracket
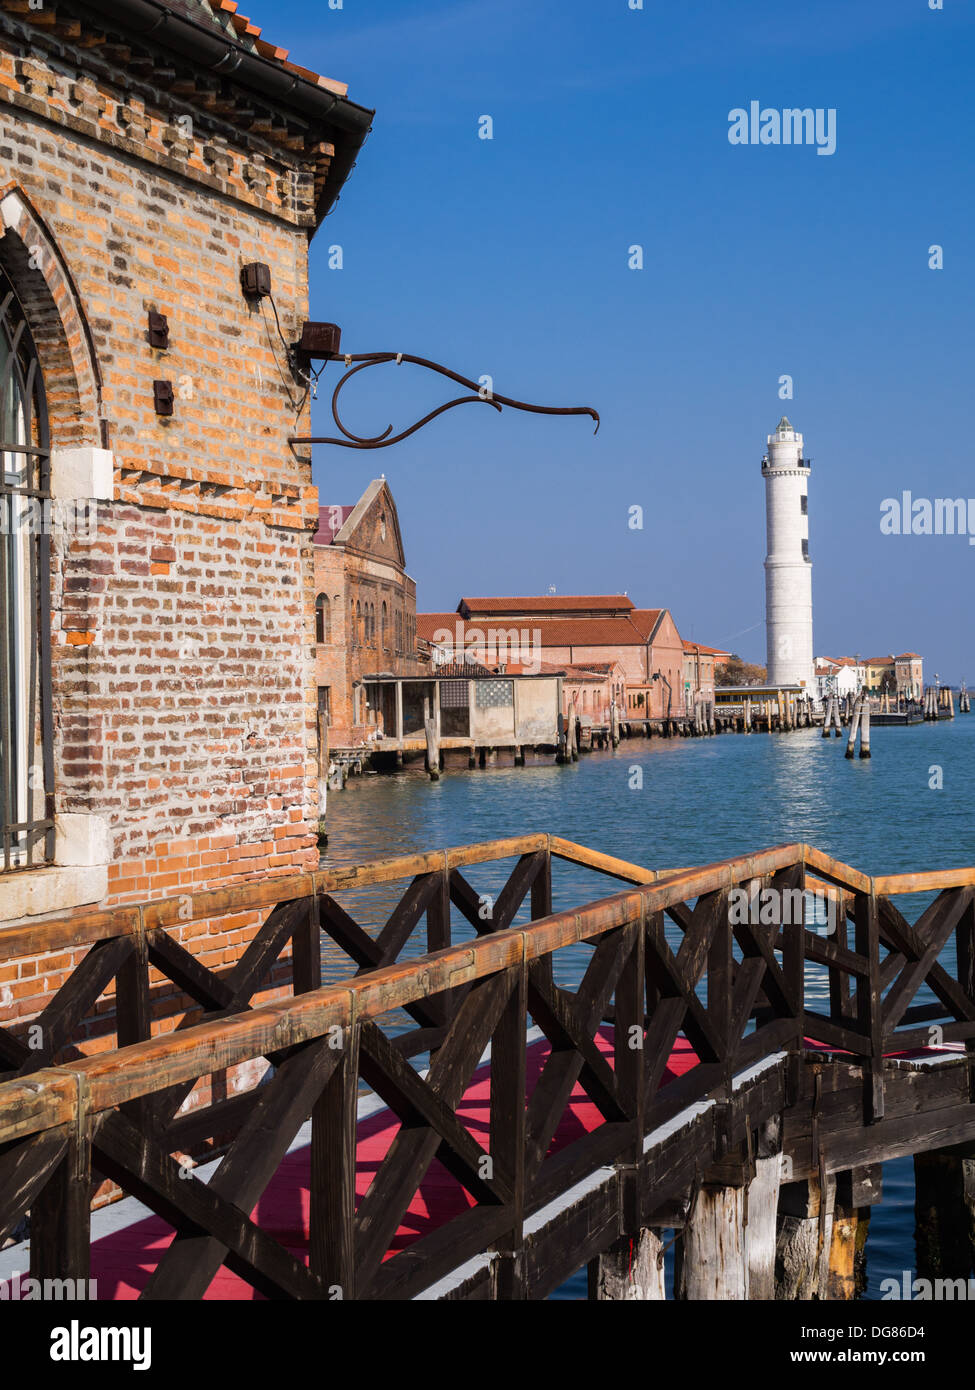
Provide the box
[287,323,599,452]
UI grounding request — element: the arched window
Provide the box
[381,600,388,651]
[1,267,54,868]
[315,593,329,644]
[396,610,403,653]
[355,599,361,646]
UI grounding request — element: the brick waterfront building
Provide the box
[680,640,731,710]
[0,0,370,1042]
[313,478,427,749]
[419,596,688,721]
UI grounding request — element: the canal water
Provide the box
[321,716,975,1299]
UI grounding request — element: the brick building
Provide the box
[0,1,370,1035]
[418,595,687,721]
[680,640,731,709]
[314,478,427,748]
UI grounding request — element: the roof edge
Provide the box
[75,0,374,223]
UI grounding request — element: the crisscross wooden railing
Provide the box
[1,837,974,1300]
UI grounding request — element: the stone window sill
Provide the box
[0,814,109,925]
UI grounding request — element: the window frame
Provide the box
[1,269,55,873]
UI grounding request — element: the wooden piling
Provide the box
[589,1229,666,1300]
[845,696,862,759]
[746,1120,783,1299]
[913,1150,975,1281]
[859,701,871,759]
[676,1183,747,1299]
[822,695,833,736]
[424,698,440,781]
[775,1175,834,1300]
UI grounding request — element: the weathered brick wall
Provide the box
[0,15,330,1045]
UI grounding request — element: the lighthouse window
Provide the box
[802,539,810,560]
[800,494,808,515]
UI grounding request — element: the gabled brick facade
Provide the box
[314,480,427,748]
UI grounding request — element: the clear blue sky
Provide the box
[276,0,972,677]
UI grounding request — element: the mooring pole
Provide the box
[859,700,871,759]
[845,696,862,759]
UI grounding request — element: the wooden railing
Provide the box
[1,836,974,1299]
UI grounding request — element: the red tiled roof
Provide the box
[417,614,461,641]
[865,656,896,666]
[418,613,676,650]
[459,595,635,616]
[195,0,350,94]
[897,652,922,660]
[626,609,664,639]
[682,640,732,657]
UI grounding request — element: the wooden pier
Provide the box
[2,838,975,1300]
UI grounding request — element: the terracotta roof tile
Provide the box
[161,2,350,95]
[419,613,676,650]
[682,639,731,656]
[459,595,635,615]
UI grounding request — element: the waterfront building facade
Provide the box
[864,654,924,698]
[763,416,815,691]
[314,480,427,749]
[420,595,686,720]
[814,657,865,702]
[682,640,732,707]
[815,653,923,701]
[0,0,370,1045]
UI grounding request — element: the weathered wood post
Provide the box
[822,694,833,736]
[744,695,752,732]
[746,1118,784,1299]
[590,1231,666,1300]
[424,698,440,781]
[29,1129,93,1290]
[569,699,579,762]
[677,1182,747,1298]
[611,699,620,747]
[859,700,871,759]
[775,1174,834,1299]
[824,1169,881,1299]
[845,695,862,759]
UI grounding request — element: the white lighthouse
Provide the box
[763,415,814,691]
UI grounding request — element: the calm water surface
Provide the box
[321,717,975,1299]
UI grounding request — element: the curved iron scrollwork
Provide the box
[289,351,600,451]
